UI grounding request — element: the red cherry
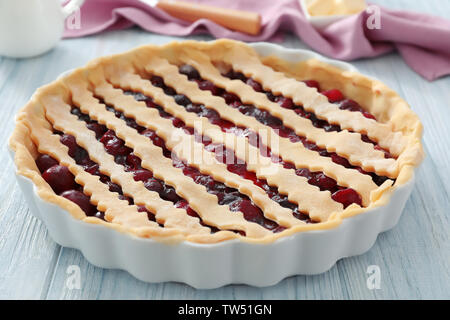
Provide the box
[222,92,240,104]
[237,199,264,224]
[339,99,362,112]
[99,130,116,144]
[356,167,369,175]
[35,154,58,173]
[104,136,130,156]
[150,75,165,88]
[161,185,181,202]
[83,161,100,176]
[118,194,133,204]
[126,153,142,170]
[216,119,234,131]
[254,179,266,189]
[262,218,279,230]
[362,111,376,120]
[293,211,312,222]
[194,175,216,189]
[185,103,203,113]
[142,129,165,148]
[229,70,246,81]
[330,153,352,168]
[182,166,201,179]
[275,96,294,109]
[295,168,311,178]
[322,89,344,102]
[277,127,292,138]
[179,65,200,80]
[175,200,189,209]
[144,178,164,194]
[186,206,199,217]
[175,200,199,217]
[94,211,105,220]
[183,127,195,135]
[86,123,107,139]
[304,80,320,90]
[174,94,191,106]
[163,86,176,96]
[272,225,287,233]
[133,169,153,182]
[331,188,362,208]
[227,163,247,176]
[246,78,263,92]
[74,148,89,164]
[137,205,156,221]
[106,181,122,194]
[374,145,393,159]
[288,133,301,143]
[42,165,76,194]
[60,189,97,216]
[60,134,77,157]
[145,99,158,109]
[199,80,222,95]
[294,107,306,116]
[172,118,185,128]
[243,171,258,184]
[308,172,337,192]
[282,162,295,170]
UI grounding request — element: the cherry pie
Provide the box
[10,40,424,243]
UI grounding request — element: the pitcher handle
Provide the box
[62,0,85,18]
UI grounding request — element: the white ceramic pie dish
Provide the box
[9,42,416,289]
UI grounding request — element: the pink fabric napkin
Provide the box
[64,0,450,81]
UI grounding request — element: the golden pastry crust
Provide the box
[9,39,424,244]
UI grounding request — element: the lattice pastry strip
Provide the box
[94,82,343,223]
[213,43,408,159]
[175,51,397,174]
[109,57,378,206]
[61,73,271,238]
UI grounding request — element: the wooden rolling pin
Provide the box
[155,0,261,35]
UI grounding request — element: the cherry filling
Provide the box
[35,153,102,219]
[69,107,200,222]
[71,106,261,234]
[176,65,391,187]
[134,73,364,208]
[121,91,311,220]
[225,70,377,121]
[173,155,287,231]
[121,89,360,212]
[223,69,393,158]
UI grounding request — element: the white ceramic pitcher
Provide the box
[0,0,85,58]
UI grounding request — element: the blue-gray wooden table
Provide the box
[0,0,449,299]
